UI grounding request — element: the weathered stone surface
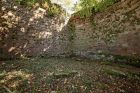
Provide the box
[0,0,140,59]
[71,0,140,58]
[0,0,71,59]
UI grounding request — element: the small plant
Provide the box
[15,0,51,6]
[47,4,62,17]
[77,0,118,18]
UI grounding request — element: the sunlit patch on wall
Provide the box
[8,47,16,52]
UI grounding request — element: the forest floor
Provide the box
[0,57,140,93]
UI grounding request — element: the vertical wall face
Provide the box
[71,0,140,57]
[0,0,72,59]
[1,0,140,59]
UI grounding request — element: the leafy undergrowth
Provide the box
[0,57,140,93]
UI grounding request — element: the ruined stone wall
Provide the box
[0,0,71,59]
[71,0,140,57]
[1,0,140,59]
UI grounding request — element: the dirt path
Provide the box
[0,58,140,93]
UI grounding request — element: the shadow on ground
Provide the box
[0,57,140,93]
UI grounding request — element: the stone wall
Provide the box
[0,0,71,59]
[70,0,140,57]
[1,0,140,59]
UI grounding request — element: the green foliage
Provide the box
[47,4,62,17]
[15,0,62,17]
[16,0,35,6]
[76,0,96,18]
[78,0,118,18]
[15,0,118,17]
[76,7,93,18]
[15,0,51,6]
[95,0,118,11]
[104,69,127,78]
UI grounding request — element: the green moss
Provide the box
[91,52,140,67]
[103,69,127,78]
[16,0,51,6]
[114,55,140,67]
[103,68,140,79]
[127,72,140,79]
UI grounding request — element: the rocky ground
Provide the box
[0,57,140,93]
